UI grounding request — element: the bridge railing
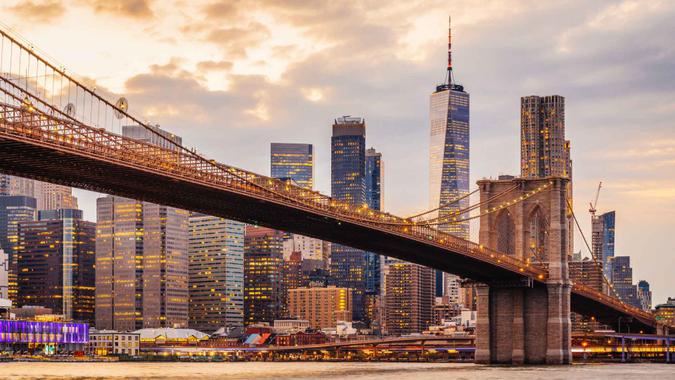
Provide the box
[0,102,547,280]
[572,282,655,322]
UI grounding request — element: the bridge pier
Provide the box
[475,282,571,364]
[476,177,572,365]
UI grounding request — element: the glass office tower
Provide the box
[270,143,314,190]
[330,117,367,321]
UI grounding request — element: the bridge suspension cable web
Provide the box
[565,199,654,322]
[0,25,551,283]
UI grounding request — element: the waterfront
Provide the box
[1,362,673,380]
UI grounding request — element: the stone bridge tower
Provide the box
[475,176,571,364]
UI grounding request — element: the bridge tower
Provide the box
[475,176,571,364]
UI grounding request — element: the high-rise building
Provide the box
[385,261,435,336]
[365,148,384,298]
[592,211,615,283]
[95,196,189,330]
[95,124,190,331]
[611,256,640,308]
[429,19,470,299]
[122,124,182,150]
[330,116,368,321]
[0,195,37,302]
[331,117,367,205]
[17,209,95,324]
[520,95,569,179]
[637,280,652,311]
[520,95,574,262]
[270,143,314,190]
[188,213,245,333]
[0,249,7,300]
[244,226,285,324]
[0,174,77,212]
[287,286,352,329]
[569,257,605,332]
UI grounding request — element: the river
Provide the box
[1,362,673,379]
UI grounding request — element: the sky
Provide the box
[1,0,673,304]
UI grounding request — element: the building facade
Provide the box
[17,209,95,324]
[429,21,470,299]
[330,117,368,322]
[385,261,435,336]
[637,280,652,311]
[244,226,285,324]
[287,286,352,329]
[592,211,615,283]
[188,214,245,333]
[610,256,640,308]
[95,196,189,331]
[270,143,314,190]
[0,195,36,303]
[88,330,140,356]
[0,249,7,300]
[520,95,569,179]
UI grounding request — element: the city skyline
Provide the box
[0,1,672,305]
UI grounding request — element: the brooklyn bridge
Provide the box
[0,27,664,365]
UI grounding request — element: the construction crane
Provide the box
[588,182,602,217]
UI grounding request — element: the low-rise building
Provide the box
[87,330,140,356]
[655,297,675,327]
[273,319,310,333]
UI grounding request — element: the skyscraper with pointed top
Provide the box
[429,16,470,297]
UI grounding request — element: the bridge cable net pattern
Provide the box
[565,199,655,323]
[0,26,658,327]
[0,26,545,281]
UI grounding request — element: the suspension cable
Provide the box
[406,188,479,219]
[565,198,622,302]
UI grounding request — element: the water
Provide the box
[0,362,673,380]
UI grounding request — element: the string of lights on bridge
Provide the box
[0,24,655,324]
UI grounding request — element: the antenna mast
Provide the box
[446,15,454,85]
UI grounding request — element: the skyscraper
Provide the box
[95,196,190,330]
[592,211,615,283]
[0,174,77,212]
[17,209,95,324]
[270,143,314,190]
[122,124,182,150]
[244,226,285,324]
[95,124,190,330]
[520,95,574,263]
[429,18,470,298]
[520,95,570,179]
[0,249,7,300]
[330,116,368,321]
[610,256,640,308]
[364,148,384,298]
[331,117,367,205]
[385,261,435,336]
[637,280,652,311]
[0,195,37,303]
[188,213,245,333]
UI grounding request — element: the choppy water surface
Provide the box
[1,362,673,380]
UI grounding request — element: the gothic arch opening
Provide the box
[495,209,516,256]
[527,205,549,264]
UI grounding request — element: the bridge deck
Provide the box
[0,103,657,332]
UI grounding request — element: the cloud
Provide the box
[6,0,66,23]
[85,0,154,19]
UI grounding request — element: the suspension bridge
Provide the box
[0,27,665,364]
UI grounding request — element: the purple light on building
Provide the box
[0,319,89,344]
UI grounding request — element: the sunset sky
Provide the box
[2,0,673,304]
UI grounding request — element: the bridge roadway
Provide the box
[0,103,657,332]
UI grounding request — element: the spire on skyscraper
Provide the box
[446,15,454,85]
